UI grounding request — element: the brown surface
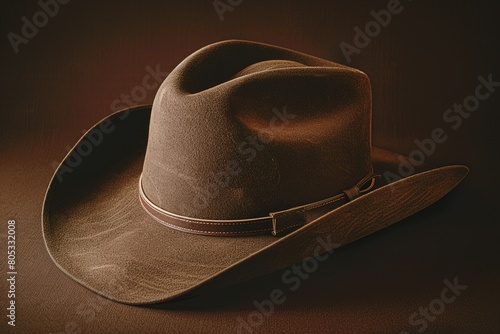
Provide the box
[1,0,499,333]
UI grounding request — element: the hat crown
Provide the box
[141,40,373,220]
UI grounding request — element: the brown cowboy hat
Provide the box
[42,40,468,305]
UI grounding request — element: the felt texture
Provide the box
[43,106,459,305]
[141,40,372,219]
[42,41,464,305]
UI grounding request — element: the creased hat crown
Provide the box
[141,40,373,220]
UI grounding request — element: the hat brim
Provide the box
[42,106,433,305]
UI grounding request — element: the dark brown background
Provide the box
[1,0,499,333]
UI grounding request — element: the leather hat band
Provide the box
[138,173,379,237]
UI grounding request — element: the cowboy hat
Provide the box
[42,40,468,304]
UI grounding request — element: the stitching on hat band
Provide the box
[138,173,379,237]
